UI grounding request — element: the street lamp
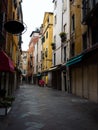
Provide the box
[4,20,27,35]
[2,0,27,35]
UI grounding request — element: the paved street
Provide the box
[0,84,98,130]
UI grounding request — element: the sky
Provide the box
[22,0,54,51]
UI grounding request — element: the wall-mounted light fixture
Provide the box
[4,20,27,35]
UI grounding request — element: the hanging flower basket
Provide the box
[59,32,67,42]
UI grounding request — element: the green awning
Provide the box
[66,54,84,67]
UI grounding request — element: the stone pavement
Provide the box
[0,84,98,130]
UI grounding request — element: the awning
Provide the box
[48,66,57,71]
[0,50,14,72]
[66,54,84,67]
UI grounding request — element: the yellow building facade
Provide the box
[67,0,98,103]
[42,12,53,84]
[0,0,23,95]
[70,0,82,57]
[6,0,22,67]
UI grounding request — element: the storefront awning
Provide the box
[48,66,58,71]
[0,50,14,72]
[66,54,84,67]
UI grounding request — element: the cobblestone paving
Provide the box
[0,84,98,130]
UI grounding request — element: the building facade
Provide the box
[28,0,98,103]
[21,51,28,83]
[51,0,70,91]
[0,0,23,96]
[28,30,40,84]
[41,12,53,86]
[66,0,98,103]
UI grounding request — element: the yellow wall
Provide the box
[71,0,82,55]
[42,12,53,71]
[6,0,20,67]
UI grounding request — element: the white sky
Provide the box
[22,0,54,51]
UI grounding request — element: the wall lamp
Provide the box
[4,20,27,35]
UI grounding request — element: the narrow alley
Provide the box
[0,84,98,130]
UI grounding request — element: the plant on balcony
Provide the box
[59,32,67,42]
[51,42,56,50]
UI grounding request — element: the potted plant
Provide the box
[0,95,15,116]
[59,32,67,42]
[4,96,15,102]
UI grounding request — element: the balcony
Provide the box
[82,0,98,25]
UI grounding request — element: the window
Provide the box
[64,47,66,62]
[82,0,88,20]
[0,12,5,32]
[70,0,74,3]
[63,24,66,32]
[71,14,75,32]
[45,48,48,57]
[41,64,42,70]
[13,0,17,9]
[42,52,44,59]
[92,25,98,45]
[47,17,49,23]
[54,15,57,25]
[54,53,56,66]
[42,36,45,43]
[63,0,67,11]
[54,35,56,43]
[54,0,57,9]
[82,32,87,50]
[70,42,75,57]
[46,31,48,39]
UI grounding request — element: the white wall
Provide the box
[62,0,70,60]
[53,0,63,65]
